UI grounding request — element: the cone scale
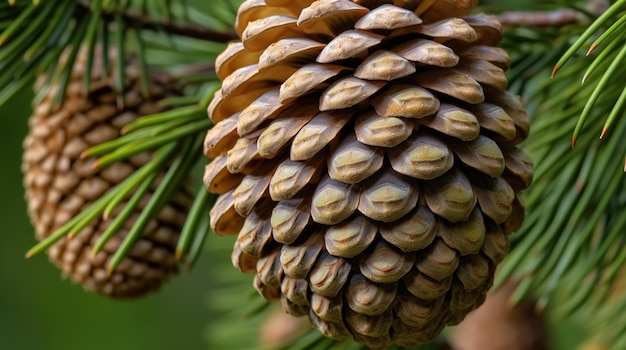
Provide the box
[204,0,533,347]
[23,48,193,299]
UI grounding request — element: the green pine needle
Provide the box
[573,42,626,145]
[107,134,202,273]
[499,10,626,334]
[185,212,211,270]
[25,182,120,258]
[176,186,215,262]
[587,12,626,56]
[551,0,626,77]
[102,143,177,219]
[23,1,74,59]
[132,23,152,98]
[0,2,36,45]
[93,171,158,256]
[83,0,102,96]
[121,104,204,133]
[113,13,126,109]
[93,118,209,169]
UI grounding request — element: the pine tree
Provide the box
[5,0,626,349]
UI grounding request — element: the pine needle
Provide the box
[107,136,200,273]
[83,0,102,96]
[572,42,626,146]
[552,0,626,77]
[93,171,158,256]
[176,186,213,261]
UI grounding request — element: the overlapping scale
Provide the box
[328,133,383,184]
[379,205,436,252]
[312,176,359,225]
[271,196,311,244]
[394,38,459,67]
[297,0,369,37]
[388,132,454,180]
[242,16,302,51]
[309,251,351,296]
[279,63,347,102]
[269,38,326,65]
[354,110,413,147]
[320,76,386,110]
[290,110,352,161]
[354,4,422,30]
[372,85,439,118]
[257,104,317,157]
[269,156,323,200]
[325,215,377,257]
[317,30,384,63]
[345,307,393,337]
[460,44,509,67]
[237,202,273,256]
[345,274,397,316]
[423,168,476,222]
[353,50,415,81]
[359,241,415,283]
[210,191,244,235]
[280,231,324,278]
[204,0,532,347]
[403,269,452,301]
[311,292,345,322]
[232,170,272,217]
[281,276,309,306]
[415,18,476,42]
[358,169,418,222]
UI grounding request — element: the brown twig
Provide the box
[497,9,580,28]
[77,1,238,42]
[497,0,610,28]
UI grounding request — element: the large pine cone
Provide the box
[204,0,532,348]
[23,48,193,299]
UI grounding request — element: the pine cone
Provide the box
[23,47,192,299]
[204,0,532,347]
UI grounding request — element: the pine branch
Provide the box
[76,0,238,42]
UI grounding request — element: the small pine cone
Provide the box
[204,0,532,348]
[23,47,193,299]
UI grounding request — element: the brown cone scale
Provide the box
[23,48,192,299]
[204,0,532,348]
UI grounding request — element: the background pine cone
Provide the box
[204,0,532,347]
[23,47,193,299]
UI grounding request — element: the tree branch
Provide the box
[497,9,580,28]
[497,0,610,28]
